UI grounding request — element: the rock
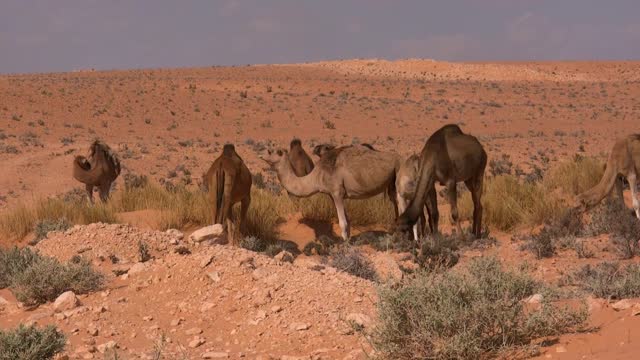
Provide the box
[201,352,229,359]
[612,299,635,311]
[280,356,311,360]
[54,291,80,312]
[587,297,605,313]
[200,302,215,312]
[128,262,148,275]
[96,341,117,354]
[166,229,184,240]
[186,328,203,336]
[200,255,214,268]
[631,303,640,316]
[171,318,183,326]
[0,296,9,311]
[556,345,567,353]
[271,305,282,313]
[289,323,310,331]
[189,225,224,243]
[346,313,371,329]
[274,251,294,264]
[526,294,543,304]
[207,271,221,283]
[189,337,205,348]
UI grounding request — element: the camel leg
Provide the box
[85,184,95,204]
[240,195,251,234]
[447,181,462,235]
[332,194,350,242]
[628,172,640,219]
[98,183,111,203]
[425,187,439,235]
[465,175,484,239]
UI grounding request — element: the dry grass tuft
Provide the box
[543,155,604,196]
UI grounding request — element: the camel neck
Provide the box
[276,160,319,197]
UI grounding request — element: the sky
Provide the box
[1,0,639,74]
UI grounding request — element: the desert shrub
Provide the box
[373,257,587,359]
[123,172,148,190]
[417,234,460,271]
[240,236,266,252]
[138,240,151,262]
[32,218,71,245]
[543,155,604,196]
[302,234,338,256]
[459,175,566,231]
[0,247,41,288]
[328,246,378,281]
[0,324,66,360]
[10,256,104,306]
[521,210,584,259]
[587,198,640,258]
[488,154,513,176]
[264,240,298,257]
[563,262,640,299]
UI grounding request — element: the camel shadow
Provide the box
[298,218,339,241]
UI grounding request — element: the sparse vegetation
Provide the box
[327,246,378,281]
[587,198,640,258]
[563,262,640,299]
[32,218,71,245]
[0,324,66,360]
[373,257,587,359]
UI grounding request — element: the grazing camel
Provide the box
[397,124,487,239]
[288,138,315,177]
[261,145,401,241]
[73,140,121,203]
[396,153,427,240]
[577,134,640,219]
[203,144,252,236]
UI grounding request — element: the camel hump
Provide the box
[290,138,302,148]
[223,144,236,157]
[91,140,121,176]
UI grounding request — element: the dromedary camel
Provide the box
[312,143,375,158]
[203,144,252,236]
[261,145,401,241]
[397,124,487,239]
[577,134,640,219]
[396,153,427,240]
[288,138,315,177]
[73,140,121,203]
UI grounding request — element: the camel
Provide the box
[203,144,252,238]
[397,124,487,239]
[288,138,314,177]
[396,153,427,240]
[261,144,401,241]
[73,140,121,203]
[577,134,640,219]
[312,143,375,158]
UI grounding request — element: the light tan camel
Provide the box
[203,144,252,237]
[396,153,427,240]
[577,134,640,219]
[261,145,401,241]
[73,140,121,203]
[397,124,487,239]
[288,138,314,177]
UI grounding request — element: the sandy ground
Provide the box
[2,59,640,359]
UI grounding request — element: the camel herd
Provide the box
[72,124,640,243]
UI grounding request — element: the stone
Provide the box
[189,225,224,243]
[612,299,635,311]
[631,303,640,316]
[289,323,310,331]
[0,296,9,311]
[166,229,184,240]
[189,337,205,348]
[274,251,294,264]
[96,341,117,354]
[201,352,229,359]
[271,305,282,313]
[186,328,203,336]
[54,291,80,312]
[556,345,567,353]
[346,313,371,329]
[200,255,214,268]
[128,262,148,275]
[526,294,543,304]
[207,271,221,283]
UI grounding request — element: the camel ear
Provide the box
[277,149,283,156]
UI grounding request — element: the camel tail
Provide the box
[578,155,619,208]
[72,156,103,184]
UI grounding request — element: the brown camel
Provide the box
[396,153,427,240]
[312,143,375,158]
[73,140,121,203]
[577,134,640,219]
[397,124,487,239]
[203,144,252,237]
[288,138,315,177]
[261,145,401,241]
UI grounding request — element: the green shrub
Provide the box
[328,246,378,281]
[563,262,640,299]
[240,236,266,252]
[10,256,104,306]
[373,257,587,359]
[32,218,71,245]
[0,247,41,288]
[587,198,640,259]
[0,324,66,360]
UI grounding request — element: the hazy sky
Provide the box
[2,0,639,74]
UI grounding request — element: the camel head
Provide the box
[312,144,336,157]
[260,148,288,167]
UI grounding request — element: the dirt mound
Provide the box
[1,224,377,359]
